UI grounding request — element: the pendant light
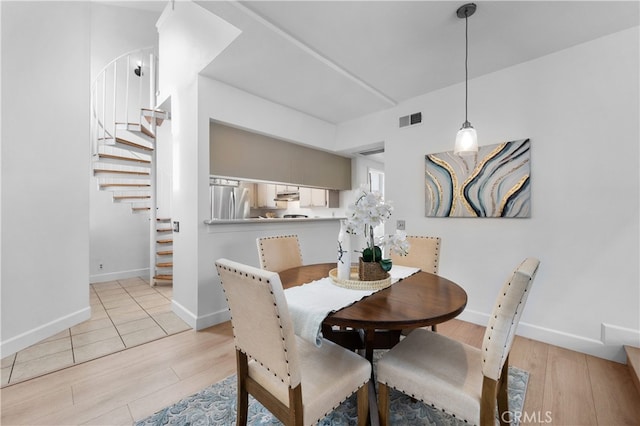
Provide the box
[454,3,478,155]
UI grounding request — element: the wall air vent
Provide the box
[399,112,422,128]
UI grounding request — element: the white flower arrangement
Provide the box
[344,185,409,270]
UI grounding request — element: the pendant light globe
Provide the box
[454,3,478,155]
[455,121,478,155]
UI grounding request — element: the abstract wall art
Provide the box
[425,138,530,218]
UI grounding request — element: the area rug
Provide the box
[136,366,528,426]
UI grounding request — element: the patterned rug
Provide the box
[136,366,528,425]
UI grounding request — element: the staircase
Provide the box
[91,47,172,286]
[155,218,173,285]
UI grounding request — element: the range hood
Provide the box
[274,189,299,202]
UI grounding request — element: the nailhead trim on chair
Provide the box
[216,262,294,384]
[311,380,369,425]
[480,264,534,378]
[257,234,303,271]
[394,236,441,274]
[381,382,475,425]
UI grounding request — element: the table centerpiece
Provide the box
[342,185,409,281]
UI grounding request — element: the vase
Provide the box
[337,220,352,280]
[358,257,387,281]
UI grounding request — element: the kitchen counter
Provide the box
[204,217,344,225]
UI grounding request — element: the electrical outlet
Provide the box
[99,263,103,270]
[397,220,406,230]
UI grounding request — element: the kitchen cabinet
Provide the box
[275,185,299,194]
[299,188,327,207]
[257,184,284,209]
[210,122,351,190]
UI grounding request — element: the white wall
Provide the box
[1,2,91,356]
[171,76,342,329]
[88,3,161,282]
[337,27,640,362]
[155,1,243,328]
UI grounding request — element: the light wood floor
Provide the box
[1,319,639,425]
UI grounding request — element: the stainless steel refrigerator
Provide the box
[209,178,251,220]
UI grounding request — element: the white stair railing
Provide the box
[91,47,157,156]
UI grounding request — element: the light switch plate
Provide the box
[397,220,406,230]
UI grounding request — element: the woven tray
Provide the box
[329,267,391,291]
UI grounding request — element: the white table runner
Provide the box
[284,265,420,346]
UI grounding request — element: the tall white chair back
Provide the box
[216,258,371,426]
[256,235,303,273]
[389,235,441,274]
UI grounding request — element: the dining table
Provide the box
[279,262,467,426]
[279,262,468,361]
[279,262,468,425]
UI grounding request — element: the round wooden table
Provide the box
[279,262,468,361]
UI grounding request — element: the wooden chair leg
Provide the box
[497,359,510,426]
[236,350,249,426]
[356,383,369,426]
[480,376,498,426]
[287,384,303,426]
[378,382,390,426]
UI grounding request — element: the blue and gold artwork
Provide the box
[425,139,530,218]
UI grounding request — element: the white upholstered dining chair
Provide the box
[389,235,441,274]
[390,235,441,332]
[216,258,371,426]
[256,234,303,273]
[376,257,540,426]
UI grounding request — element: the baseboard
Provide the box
[0,306,91,358]
[171,300,197,329]
[458,309,634,364]
[171,300,230,331]
[90,268,150,283]
[195,308,231,331]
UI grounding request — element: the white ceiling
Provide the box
[191,1,639,125]
[101,0,639,161]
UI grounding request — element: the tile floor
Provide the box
[1,277,190,387]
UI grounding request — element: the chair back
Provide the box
[481,257,540,380]
[389,236,441,274]
[256,235,303,273]
[216,258,301,388]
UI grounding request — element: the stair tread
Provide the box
[157,250,173,256]
[97,153,151,164]
[156,262,173,267]
[625,346,640,368]
[625,346,640,396]
[94,169,150,176]
[132,207,150,211]
[100,183,151,188]
[157,218,172,222]
[141,108,168,114]
[626,345,640,396]
[115,137,154,152]
[154,274,173,280]
[156,229,172,233]
[117,122,156,139]
[113,195,151,200]
[157,239,173,244]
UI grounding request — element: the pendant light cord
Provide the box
[464,12,469,124]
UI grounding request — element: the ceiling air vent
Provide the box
[399,112,422,128]
[359,147,385,156]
